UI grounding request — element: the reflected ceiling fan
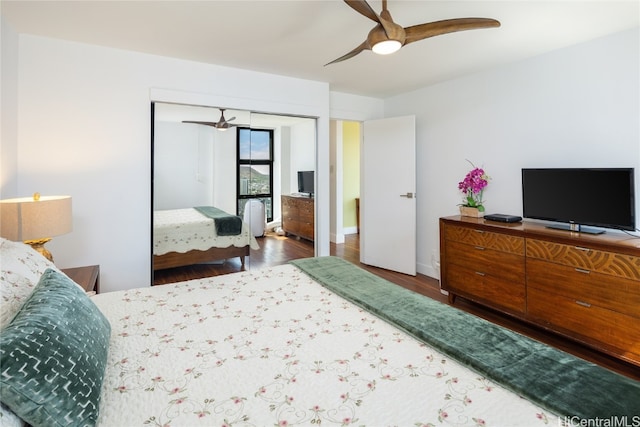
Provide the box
[326,0,500,65]
[182,109,242,131]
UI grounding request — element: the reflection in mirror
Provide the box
[152,103,316,285]
[237,127,273,224]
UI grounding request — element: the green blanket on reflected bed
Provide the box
[194,206,242,236]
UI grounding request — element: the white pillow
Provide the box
[0,238,60,330]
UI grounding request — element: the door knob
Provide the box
[400,192,414,198]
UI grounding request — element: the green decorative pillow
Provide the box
[0,268,111,427]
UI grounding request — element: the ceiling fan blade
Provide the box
[226,116,236,122]
[182,120,219,128]
[325,41,369,66]
[404,18,500,45]
[344,0,397,40]
[343,0,379,23]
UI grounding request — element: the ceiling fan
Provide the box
[326,0,501,65]
[182,109,240,131]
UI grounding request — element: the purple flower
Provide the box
[458,161,490,210]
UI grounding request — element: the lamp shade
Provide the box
[0,195,72,241]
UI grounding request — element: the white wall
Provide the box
[10,33,341,292]
[330,92,384,122]
[154,121,215,210]
[154,114,316,223]
[289,121,317,192]
[211,125,239,214]
[384,28,640,280]
[1,17,19,198]
[8,25,635,291]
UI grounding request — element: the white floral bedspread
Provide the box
[93,264,559,426]
[153,208,259,256]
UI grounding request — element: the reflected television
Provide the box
[297,171,314,197]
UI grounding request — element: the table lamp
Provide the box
[0,193,72,262]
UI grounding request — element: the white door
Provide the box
[360,115,416,275]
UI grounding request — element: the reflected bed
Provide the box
[153,207,259,270]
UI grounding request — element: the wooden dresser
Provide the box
[281,195,314,241]
[440,215,640,366]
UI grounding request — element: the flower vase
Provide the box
[460,206,484,218]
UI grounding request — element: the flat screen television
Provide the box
[297,171,314,197]
[522,168,636,233]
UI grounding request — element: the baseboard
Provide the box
[331,232,345,244]
[417,262,440,282]
[343,226,358,235]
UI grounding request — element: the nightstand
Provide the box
[62,265,100,294]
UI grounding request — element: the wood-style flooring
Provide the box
[153,233,639,380]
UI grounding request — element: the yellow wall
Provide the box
[342,122,360,230]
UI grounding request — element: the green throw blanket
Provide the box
[194,206,242,236]
[290,256,640,421]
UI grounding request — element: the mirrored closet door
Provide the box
[151,102,316,284]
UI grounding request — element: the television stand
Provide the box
[281,195,314,241]
[546,223,605,235]
[440,216,640,367]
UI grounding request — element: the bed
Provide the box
[1,237,638,427]
[153,207,260,270]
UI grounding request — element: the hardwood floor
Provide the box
[153,233,639,380]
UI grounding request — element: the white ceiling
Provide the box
[2,0,638,98]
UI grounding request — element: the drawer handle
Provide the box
[575,300,592,308]
[574,246,591,252]
[475,272,486,277]
[474,246,485,251]
[474,230,485,234]
[575,268,590,274]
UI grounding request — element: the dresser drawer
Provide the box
[527,258,640,318]
[445,264,525,314]
[445,240,524,283]
[440,215,640,367]
[297,201,314,216]
[526,239,640,281]
[285,220,301,233]
[282,213,297,228]
[528,287,640,361]
[281,195,314,241]
[282,205,298,218]
[297,210,314,224]
[445,225,524,255]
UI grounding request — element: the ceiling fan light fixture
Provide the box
[326,0,500,65]
[372,39,402,55]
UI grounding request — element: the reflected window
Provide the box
[237,127,274,221]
